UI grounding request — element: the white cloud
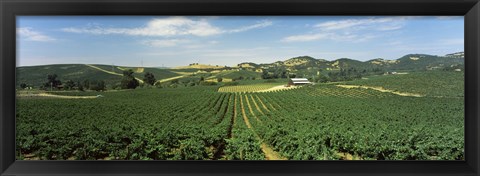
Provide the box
[227,20,273,33]
[282,33,329,42]
[62,17,222,37]
[314,17,399,31]
[376,23,404,31]
[282,32,376,43]
[283,17,412,43]
[61,17,273,37]
[314,19,368,31]
[315,17,416,31]
[17,27,55,42]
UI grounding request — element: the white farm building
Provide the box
[287,78,312,86]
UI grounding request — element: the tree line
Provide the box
[260,66,386,83]
[21,69,158,91]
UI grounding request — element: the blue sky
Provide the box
[17,16,464,67]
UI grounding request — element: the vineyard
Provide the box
[16,71,464,160]
[346,71,464,98]
[218,83,286,93]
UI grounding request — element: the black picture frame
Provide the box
[1,0,479,176]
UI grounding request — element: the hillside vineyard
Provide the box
[16,70,464,160]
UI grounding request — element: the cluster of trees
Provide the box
[40,74,107,91]
[120,70,140,89]
[164,76,218,88]
[261,68,289,79]
[143,72,157,85]
[27,69,158,91]
[312,68,385,83]
[260,66,385,83]
[442,64,464,72]
[108,70,159,89]
[81,80,106,91]
[19,83,31,89]
[43,74,62,90]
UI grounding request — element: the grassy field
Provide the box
[16,70,464,160]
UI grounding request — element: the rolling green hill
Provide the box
[16,64,179,88]
[91,65,180,80]
[17,64,122,88]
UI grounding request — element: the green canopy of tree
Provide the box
[90,80,106,91]
[64,80,76,90]
[121,69,139,89]
[143,72,156,85]
[44,74,62,90]
[20,83,27,89]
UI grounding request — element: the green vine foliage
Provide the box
[17,72,464,160]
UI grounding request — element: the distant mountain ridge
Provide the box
[235,52,464,73]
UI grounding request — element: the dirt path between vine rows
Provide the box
[336,85,424,97]
[249,95,265,115]
[255,85,300,92]
[254,95,271,113]
[239,95,253,129]
[17,93,98,99]
[156,75,187,84]
[239,95,287,160]
[243,95,262,123]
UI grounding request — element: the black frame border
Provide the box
[1,0,479,176]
